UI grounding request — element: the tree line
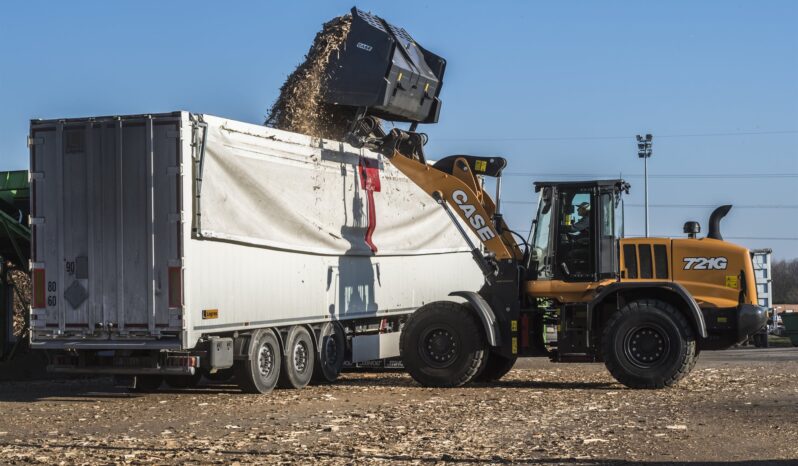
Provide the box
[773,258,798,304]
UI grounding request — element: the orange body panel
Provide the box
[619,237,757,308]
[526,279,615,303]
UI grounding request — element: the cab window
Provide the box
[556,190,593,280]
[529,187,553,279]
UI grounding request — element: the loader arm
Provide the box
[385,146,522,262]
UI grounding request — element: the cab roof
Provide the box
[534,179,630,193]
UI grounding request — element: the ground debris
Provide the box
[6,264,29,337]
[0,351,796,464]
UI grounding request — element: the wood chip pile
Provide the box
[265,14,359,141]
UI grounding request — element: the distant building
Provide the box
[751,249,773,311]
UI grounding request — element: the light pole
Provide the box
[636,134,653,237]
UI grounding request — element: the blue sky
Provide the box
[1,1,796,258]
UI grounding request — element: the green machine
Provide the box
[0,170,30,360]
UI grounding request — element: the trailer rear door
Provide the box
[29,115,184,341]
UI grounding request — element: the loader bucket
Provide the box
[323,7,446,124]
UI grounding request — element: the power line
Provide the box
[502,200,798,209]
[625,235,798,241]
[626,204,798,209]
[435,129,798,142]
[503,172,798,179]
[510,228,798,241]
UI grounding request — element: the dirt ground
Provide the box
[0,348,796,465]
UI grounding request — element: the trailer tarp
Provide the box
[196,115,470,257]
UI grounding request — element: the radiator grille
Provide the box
[623,244,638,279]
[639,245,653,279]
[654,244,669,279]
[624,243,669,280]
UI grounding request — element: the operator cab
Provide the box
[528,180,630,282]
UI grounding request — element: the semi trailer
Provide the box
[27,112,483,392]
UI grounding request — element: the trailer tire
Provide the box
[235,329,282,394]
[164,372,203,389]
[474,351,517,382]
[312,322,345,384]
[132,375,163,392]
[400,301,486,388]
[601,299,696,389]
[278,326,315,389]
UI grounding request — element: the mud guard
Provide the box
[449,291,502,347]
[590,282,708,338]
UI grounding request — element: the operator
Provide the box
[573,202,591,233]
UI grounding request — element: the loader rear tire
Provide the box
[475,352,517,382]
[236,329,282,394]
[278,326,315,389]
[602,299,696,389]
[312,322,345,384]
[400,301,486,388]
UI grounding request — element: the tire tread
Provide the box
[601,299,697,389]
[400,301,486,388]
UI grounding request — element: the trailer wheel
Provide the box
[278,326,315,389]
[400,301,486,387]
[164,372,203,389]
[235,329,282,394]
[132,375,163,392]
[312,322,345,384]
[601,299,696,389]
[474,351,517,382]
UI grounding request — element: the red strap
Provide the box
[358,158,381,253]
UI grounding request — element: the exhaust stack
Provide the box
[707,205,732,240]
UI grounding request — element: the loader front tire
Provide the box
[602,299,696,389]
[236,329,282,394]
[400,301,486,388]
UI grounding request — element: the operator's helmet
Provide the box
[577,202,590,215]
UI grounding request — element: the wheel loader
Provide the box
[322,8,768,388]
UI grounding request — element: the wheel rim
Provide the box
[258,342,275,378]
[623,324,671,368]
[419,325,458,368]
[293,340,309,374]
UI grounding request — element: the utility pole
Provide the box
[636,134,653,237]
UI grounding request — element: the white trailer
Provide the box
[28,112,482,392]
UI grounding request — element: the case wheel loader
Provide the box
[322,8,768,389]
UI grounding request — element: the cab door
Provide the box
[553,187,595,281]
